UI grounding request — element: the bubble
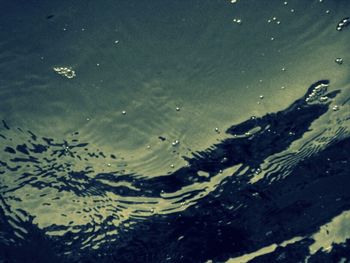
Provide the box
[281,67,286,71]
[305,81,329,103]
[146,145,151,149]
[114,40,119,44]
[53,67,76,79]
[233,18,242,25]
[325,10,330,14]
[176,107,180,111]
[259,95,264,99]
[291,9,295,13]
[170,164,175,168]
[336,17,350,31]
[332,105,339,111]
[319,96,328,102]
[172,140,180,146]
[215,127,220,133]
[122,110,127,115]
[335,58,343,65]
[283,1,288,5]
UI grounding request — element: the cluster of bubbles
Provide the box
[53,67,76,79]
[336,17,350,31]
[267,17,281,25]
[233,18,242,25]
[305,82,329,103]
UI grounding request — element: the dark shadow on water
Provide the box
[0,80,349,262]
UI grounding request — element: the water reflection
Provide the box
[0,0,350,262]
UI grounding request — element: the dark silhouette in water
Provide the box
[0,80,349,262]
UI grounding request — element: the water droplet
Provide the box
[335,58,343,65]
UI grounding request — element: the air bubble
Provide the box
[233,18,242,25]
[332,105,339,111]
[335,58,343,65]
[172,140,179,146]
[53,67,76,79]
[259,95,264,99]
[122,110,127,115]
[336,17,350,31]
[176,107,180,111]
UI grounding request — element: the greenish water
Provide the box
[1,0,349,177]
[0,0,350,262]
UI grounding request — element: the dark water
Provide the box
[1,0,350,262]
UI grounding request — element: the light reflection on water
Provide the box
[0,0,350,262]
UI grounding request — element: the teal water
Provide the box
[1,0,350,262]
[1,0,349,177]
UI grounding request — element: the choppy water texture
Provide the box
[0,0,350,262]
